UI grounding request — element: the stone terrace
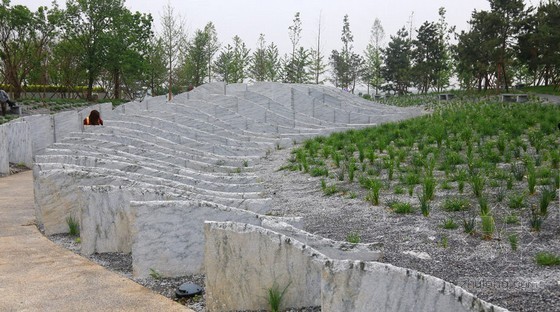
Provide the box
[29,82,506,311]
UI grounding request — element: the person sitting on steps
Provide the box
[0,89,17,116]
[83,109,103,125]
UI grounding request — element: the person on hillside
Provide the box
[0,89,16,116]
[83,109,103,126]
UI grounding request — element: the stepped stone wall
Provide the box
[204,221,507,312]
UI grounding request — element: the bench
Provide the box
[500,94,528,103]
[438,94,455,101]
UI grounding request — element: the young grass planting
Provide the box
[286,96,559,246]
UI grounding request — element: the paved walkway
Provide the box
[0,171,190,312]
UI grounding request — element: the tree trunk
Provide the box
[87,71,94,101]
[113,70,121,100]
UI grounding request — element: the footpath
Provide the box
[0,171,190,312]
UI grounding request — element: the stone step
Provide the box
[42,145,261,182]
[35,154,264,194]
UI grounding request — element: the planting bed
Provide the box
[277,100,560,312]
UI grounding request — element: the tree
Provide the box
[249,34,267,81]
[231,35,250,83]
[349,52,365,93]
[62,0,127,100]
[456,10,501,91]
[284,47,312,83]
[48,38,85,94]
[517,1,560,86]
[265,42,282,82]
[286,12,302,83]
[364,18,385,95]
[104,9,153,99]
[182,28,209,87]
[214,44,234,83]
[215,36,250,84]
[411,21,441,93]
[330,14,355,91]
[145,37,167,96]
[488,0,527,91]
[0,1,58,98]
[309,12,327,84]
[160,2,187,100]
[383,27,412,94]
[434,7,455,91]
[204,22,220,83]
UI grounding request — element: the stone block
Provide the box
[7,121,32,168]
[79,185,178,255]
[321,260,507,312]
[204,221,325,312]
[53,111,80,142]
[0,125,8,175]
[23,115,54,155]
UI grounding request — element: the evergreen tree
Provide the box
[204,22,220,83]
[383,27,412,94]
[160,2,187,100]
[250,34,268,81]
[330,14,354,91]
[309,13,327,84]
[265,42,283,82]
[364,18,385,95]
[181,28,210,87]
[286,12,302,83]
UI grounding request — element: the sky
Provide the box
[11,0,493,56]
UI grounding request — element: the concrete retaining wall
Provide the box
[7,121,32,168]
[130,200,303,278]
[204,221,507,312]
[0,125,8,175]
[22,115,54,155]
[79,185,178,255]
[1,102,114,166]
[204,221,326,311]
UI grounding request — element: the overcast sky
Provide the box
[13,0,492,56]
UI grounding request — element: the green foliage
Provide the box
[480,215,495,240]
[539,187,555,217]
[442,218,458,230]
[469,173,486,198]
[267,282,290,312]
[389,201,413,214]
[508,193,526,209]
[462,217,476,235]
[418,193,430,217]
[442,197,470,212]
[422,175,436,201]
[346,232,361,244]
[323,184,338,196]
[505,214,520,225]
[365,179,383,206]
[508,234,518,251]
[529,206,544,232]
[310,166,328,177]
[535,252,560,266]
[478,197,490,216]
[527,164,537,195]
[66,216,80,236]
[149,268,162,280]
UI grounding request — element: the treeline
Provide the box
[0,0,558,101]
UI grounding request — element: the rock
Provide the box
[403,250,432,260]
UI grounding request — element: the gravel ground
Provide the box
[45,145,560,312]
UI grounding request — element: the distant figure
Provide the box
[0,89,16,116]
[84,110,103,125]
